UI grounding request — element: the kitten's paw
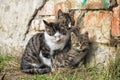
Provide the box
[71,59,79,68]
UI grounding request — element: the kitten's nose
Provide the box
[55,32,61,42]
[56,36,61,42]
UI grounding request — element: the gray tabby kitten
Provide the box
[20,20,71,74]
[52,9,89,69]
[54,9,75,53]
[57,9,75,29]
[53,32,90,69]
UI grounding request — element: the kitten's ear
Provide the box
[58,9,63,18]
[84,32,89,37]
[85,32,88,35]
[69,10,74,16]
[43,20,49,26]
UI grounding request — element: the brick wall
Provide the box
[32,0,119,38]
[30,0,120,68]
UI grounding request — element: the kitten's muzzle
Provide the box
[55,36,61,42]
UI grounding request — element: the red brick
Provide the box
[111,6,120,36]
[81,11,112,43]
[54,1,72,15]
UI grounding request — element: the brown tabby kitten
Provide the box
[57,9,75,29]
[52,32,90,69]
[55,9,75,53]
[20,20,71,74]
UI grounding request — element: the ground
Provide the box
[0,52,120,80]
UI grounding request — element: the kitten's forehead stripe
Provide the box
[62,13,74,26]
[51,22,60,32]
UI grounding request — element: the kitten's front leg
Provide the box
[71,52,87,67]
[51,67,55,72]
[53,49,62,56]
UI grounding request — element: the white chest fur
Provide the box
[39,51,52,69]
[46,40,66,50]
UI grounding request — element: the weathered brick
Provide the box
[54,0,72,15]
[30,16,55,31]
[69,0,116,9]
[111,6,120,36]
[74,10,81,24]
[86,43,116,68]
[117,0,120,5]
[83,0,105,9]
[81,11,112,43]
[67,0,81,9]
[38,0,54,15]
[57,0,117,9]
[30,18,41,31]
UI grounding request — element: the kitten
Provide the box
[54,9,75,54]
[57,9,75,29]
[20,20,70,74]
[52,31,90,69]
[71,32,90,67]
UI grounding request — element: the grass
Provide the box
[0,54,13,70]
[20,47,120,80]
[108,48,120,80]
[0,49,120,80]
[20,65,110,80]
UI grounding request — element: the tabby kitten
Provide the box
[52,32,90,69]
[20,20,71,74]
[57,9,75,29]
[55,9,75,53]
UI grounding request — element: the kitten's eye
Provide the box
[60,27,67,35]
[46,29,51,33]
[43,53,50,58]
[83,42,88,45]
[76,43,80,46]
[60,29,67,35]
[46,29,55,36]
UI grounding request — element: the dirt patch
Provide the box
[0,70,32,80]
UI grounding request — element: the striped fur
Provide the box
[20,20,71,74]
[53,32,90,69]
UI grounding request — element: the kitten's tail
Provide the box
[21,68,51,74]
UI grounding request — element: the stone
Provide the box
[86,43,116,68]
[30,16,55,31]
[38,0,54,15]
[81,11,112,43]
[74,10,83,25]
[0,0,46,55]
[111,6,120,36]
